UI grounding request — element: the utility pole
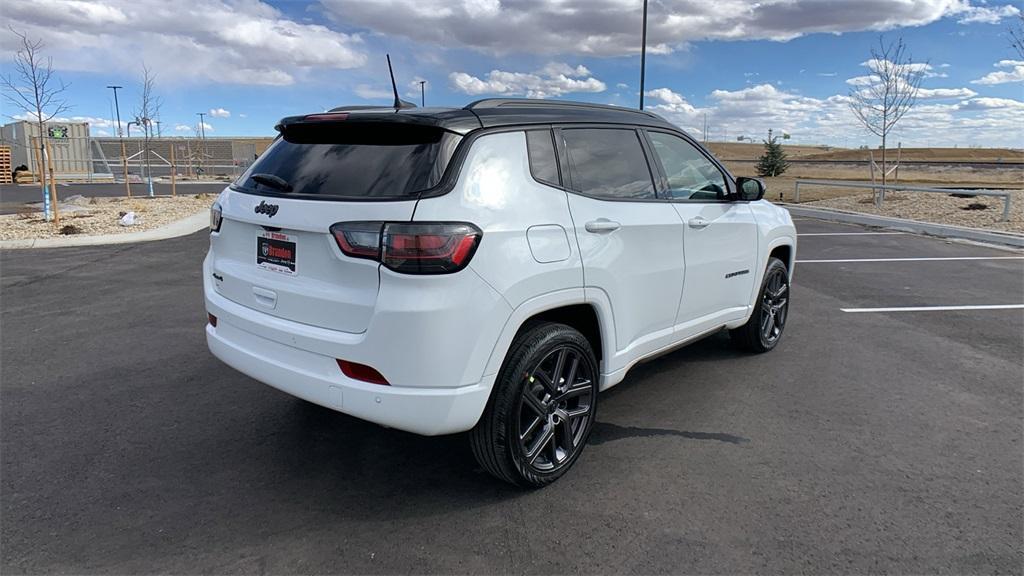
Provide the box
[703,113,708,143]
[419,80,426,107]
[638,0,648,110]
[197,112,207,178]
[107,85,131,197]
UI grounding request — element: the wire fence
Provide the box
[2,136,268,183]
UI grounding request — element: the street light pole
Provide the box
[419,80,426,107]
[639,0,648,110]
[107,85,131,197]
[196,112,207,178]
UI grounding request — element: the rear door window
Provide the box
[526,129,560,187]
[234,123,461,200]
[559,128,656,200]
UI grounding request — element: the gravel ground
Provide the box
[0,195,214,241]
[804,189,1024,233]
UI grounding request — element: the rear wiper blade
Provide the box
[250,173,293,193]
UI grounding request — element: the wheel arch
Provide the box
[744,236,796,314]
[482,289,610,380]
[769,243,794,273]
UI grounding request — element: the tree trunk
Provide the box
[879,131,887,206]
[46,139,59,226]
[36,123,49,220]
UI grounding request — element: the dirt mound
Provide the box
[800,148,1024,163]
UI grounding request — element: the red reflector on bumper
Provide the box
[337,359,389,385]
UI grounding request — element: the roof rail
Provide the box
[464,98,660,119]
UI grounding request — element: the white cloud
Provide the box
[958,97,1024,111]
[1,0,365,86]
[643,83,1023,148]
[354,84,394,100]
[449,63,606,98]
[971,60,1024,85]
[321,0,973,56]
[11,112,117,128]
[862,59,945,78]
[404,76,428,100]
[916,87,977,99]
[954,2,1020,24]
[847,60,973,99]
[173,122,213,132]
[208,107,230,118]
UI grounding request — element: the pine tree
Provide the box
[756,135,789,177]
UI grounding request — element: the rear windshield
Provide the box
[233,123,461,200]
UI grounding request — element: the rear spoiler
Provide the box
[275,109,482,135]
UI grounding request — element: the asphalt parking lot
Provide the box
[2,218,1022,574]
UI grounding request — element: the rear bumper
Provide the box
[206,318,494,436]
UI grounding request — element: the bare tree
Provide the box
[1,27,71,220]
[848,36,925,188]
[1010,14,1024,59]
[133,63,162,192]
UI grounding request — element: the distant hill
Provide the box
[799,148,1024,163]
[704,142,834,160]
[704,142,1023,164]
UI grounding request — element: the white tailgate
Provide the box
[209,189,416,333]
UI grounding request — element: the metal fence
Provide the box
[1,135,271,184]
[92,138,257,181]
[793,179,1013,222]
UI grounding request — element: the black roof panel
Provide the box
[279,99,678,135]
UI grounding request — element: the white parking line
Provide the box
[797,232,905,236]
[841,304,1024,313]
[797,256,1024,263]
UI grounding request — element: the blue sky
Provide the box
[3,0,1022,147]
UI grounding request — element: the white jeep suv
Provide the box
[204,99,796,486]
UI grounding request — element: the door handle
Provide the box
[688,217,710,230]
[585,219,621,233]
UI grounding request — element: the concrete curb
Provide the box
[782,204,1024,248]
[0,210,209,250]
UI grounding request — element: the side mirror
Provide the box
[735,177,765,201]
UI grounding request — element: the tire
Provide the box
[730,257,790,353]
[470,322,599,488]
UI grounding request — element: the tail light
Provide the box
[210,202,223,233]
[330,222,481,274]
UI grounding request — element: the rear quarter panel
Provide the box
[413,130,583,309]
[412,129,586,380]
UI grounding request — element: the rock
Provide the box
[119,211,138,226]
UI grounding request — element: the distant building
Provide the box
[0,120,92,180]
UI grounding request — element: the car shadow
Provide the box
[588,421,749,446]
[172,330,751,525]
